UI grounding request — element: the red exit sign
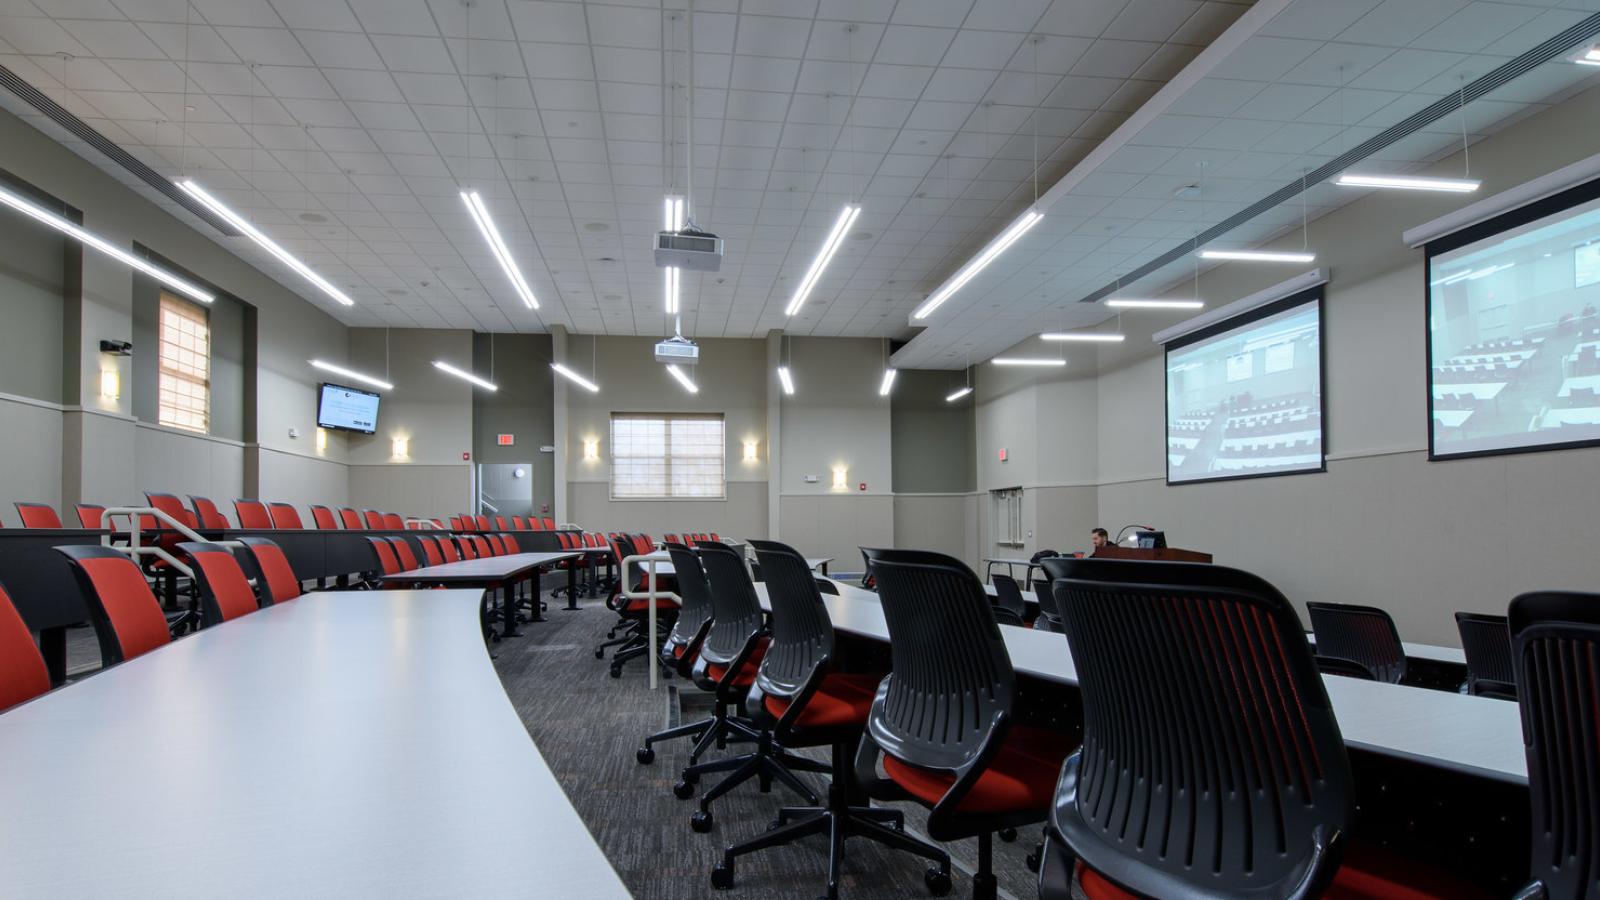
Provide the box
[496,433,515,446]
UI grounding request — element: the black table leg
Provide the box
[524,571,546,624]
[501,582,526,637]
[564,561,580,611]
[39,626,67,686]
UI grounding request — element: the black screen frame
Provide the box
[1163,286,1327,487]
[1424,175,1600,462]
[316,382,380,435]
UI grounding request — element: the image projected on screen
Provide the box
[1166,300,1322,484]
[1428,191,1600,458]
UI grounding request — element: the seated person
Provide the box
[1090,527,1109,551]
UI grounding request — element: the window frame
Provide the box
[991,486,1024,548]
[607,412,727,501]
[156,292,211,434]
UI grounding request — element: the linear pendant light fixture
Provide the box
[179,180,352,306]
[785,204,861,316]
[666,364,698,394]
[878,368,897,396]
[945,386,972,402]
[0,182,215,304]
[777,366,795,395]
[1040,331,1124,342]
[1198,249,1316,264]
[1106,298,1205,310]
[1334,173,1480,193]
[992,357,1066,367]
[460,190,538,309]
[432,359,498,392]
[310,359,393,391]
[913,209,1043,319]
[663,195,684,314]
[551,363,600,393]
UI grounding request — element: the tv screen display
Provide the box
[317,383,380,434]
[1427,186,1600,459]
[1165,292,1323,484]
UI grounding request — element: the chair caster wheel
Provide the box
[690,810,713,833]
[710,862,735,889]
[767,819,782,832]
[594,648,604,659]
[673,780,695,799]
[998,827,1017,842]
[925,868,952,896]
[636,747,655,765]
[1025,851,1041,873]
[609,667,622,679]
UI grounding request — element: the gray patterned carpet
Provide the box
[491,589,1044,900]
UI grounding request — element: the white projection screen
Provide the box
[1427,180,1600,459]
[1165,290,1324,484]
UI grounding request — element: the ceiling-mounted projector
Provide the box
[655,228,723,272]
[655,335,699,365]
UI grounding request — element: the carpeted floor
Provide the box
[492,589,1044,900]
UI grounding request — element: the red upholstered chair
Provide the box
[437,537,462,563]
[189,496,230,529]
[75,503,107,529]
[856,548,1077,900]
[474,515,492,531]
[664,533,681,544]
[177,543,260,627]
[386,537,420,571]
[362,510,385,530]
[707,540,939,896]
[484,534,506,556]
[1037,558,1491,900]
[499,533,523,553]
[233,499,274,530]
[542,517,556,530]
[237,538,301,604]
[57,545,171,666]
[457,537,478,560]
[470,535,493,558]
[449,516,465,531]
[382,513,404,530]
[528,517,546,531]
[0,583,51,711]
[512,516,526,529]
[14,502,62,529]
[415,535,445,567]
[494,516,509,530]
[309,505,339,530]
[338,508,363,530]
[365,536,402,578]
[267,502,303,529]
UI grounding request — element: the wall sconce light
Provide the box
[583,438,599,461]
[743,440,759,462]
[392,436,409,458]
[316,427,328,453]
[99,368,120,401]
[831,465,848,490]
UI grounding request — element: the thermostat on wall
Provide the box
[803,474,819,484]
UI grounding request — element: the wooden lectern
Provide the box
[1091,545,1213,563]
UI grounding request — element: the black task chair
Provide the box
[593,535,679,678]
[1306,600,1407,683]
[854,548,1077,900]
[709,540,947,899]
[1456,611,1517,700]
[989,573,1028,627]
[635,542,719,766]
[1041,560,1493,900]
[1510,591,1600,900]
[681,540,826,833]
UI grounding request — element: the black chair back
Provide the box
[1306,601,1406,683]
[663,541,714,650]
[990,573,1028,626]
[1455,612,1516,700]
[1050,565,1351,900]
[1510,591,1600,900]
[748,539,834,700]
[696,541,764,670]
[861,548,1015,773]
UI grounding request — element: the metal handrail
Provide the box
[404,517,442,530]
[620,553,679,691]
[100,506,244,580]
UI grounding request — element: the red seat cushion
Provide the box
[706,640,768,687]
[882,724,1076,815]
[625,597,680,614]
[764,672,882,729]
[1077,840,1496,900]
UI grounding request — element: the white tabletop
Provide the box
[1434,382,1506,399]
[759,580,1524,785]
[1557,373,1600,397]
[806,557,834,570]
[383,551,581,583]
[1432,409,1475,427]
[0,590,631,899]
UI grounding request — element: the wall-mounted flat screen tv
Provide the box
[317,383,380,434]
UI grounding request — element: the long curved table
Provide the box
[759,579,1526,786]
[0,590,631,899]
